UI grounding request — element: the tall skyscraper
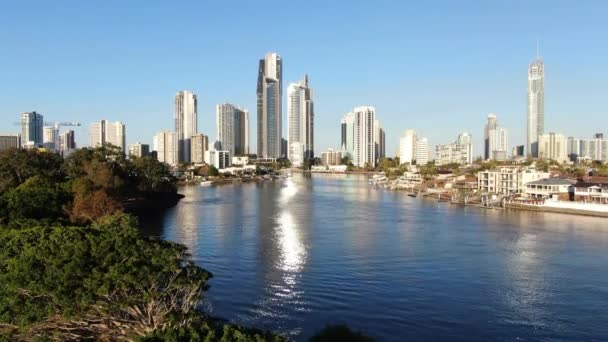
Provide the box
[174,90,198,163]
[341,112,355,158]
[484,114,497,160]
[191,133,209,164]
[538,132,567,163]
[59,130,76,153]
[287,75,314,167]
[154,131,178,166]
[257,52,282,159]
[374,119,385,163]
[456,132,474,164]
[90,120,126,151]
[399,129,417,165]
[216,103,249,157]
[485,114,509,161]
[352,106,376,168]
[416,138,430,166]
[43,126,59,151]
[21,111,43,147]
[527,45,544,158]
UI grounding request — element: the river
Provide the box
[140,173,608,341]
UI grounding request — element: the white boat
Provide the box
[200,181,213,186]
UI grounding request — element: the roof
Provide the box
[526,178,573,186]
[574,181,608,190]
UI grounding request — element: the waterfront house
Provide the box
[573,181,608,204]
[478,166,550,195]
[524,178,573,200]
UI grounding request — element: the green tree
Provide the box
[208,165,219,177]
[2,175,70,223]
[0,149,65,193]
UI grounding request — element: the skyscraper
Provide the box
[154,131,178,166]
[0,134,21,151]
[287,75,314,167]
[416,138,429,166]
[21,111,43,147]
[374,119,385,163]
[90,120,126,151]
[352,106,376,168]
[191,134,209,164]
[257,52,282,159]
[59,130,76,154]
[174,90,198,163]
[216,103,249,157]
[538,132,567,163]
[43,126,59,151]
[128,143,150,158]
[341,112,355,158]
[527,46,544,158]
[485,114,509,161]
[399,129,417,165]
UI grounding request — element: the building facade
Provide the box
[321,148,343,166]
[416,138,429,166]
[191,133,209,164]
[538,132,567,163]
[436,133,473,166]
[257,52,282,159]
[485,114,509,161]
[205,150,231,169]
[153,131,178,166]
[399,129,417,165]
[216,103,249,157]
[0,134,21,151]
[352,106,376,168]
[90,120,126,151]
[287,75,314,167]
[59,130,76,153]
[174,90,198,163]
[43,126,59,151]
[374,119,385,164]
[128,143,150,158]
[527,52,544,158]
[21,111,44,147]
[478,166,550,195]
[341,112,355,158]
[567,134,608,163]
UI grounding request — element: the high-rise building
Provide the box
[43,126,59,151]
[0,134,21,151]
[191,134,209,164]
[485,114,508,161]
[374,119,385,163]
[153,131,178,166]
[399,129,417,165]
[538,132,567,163]
[436,133,473,166]
[205,150,231,169]
[216,103,249,157]
[174,90,198,163]
[484,114,497,160]
[21,111,44,147]
[321,148,343,166]
[287,75,314,167]
[527,47,544,158]
[567,134,607,163]
[90,120,126,151]
[341,112,355,158]
[257,52,282,159]
[59,130,76,154]
[128,143,150,158]
[416,138,429,166]
[352,106,376,168]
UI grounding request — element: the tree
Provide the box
[208,165,219,177]
[0,149,65,193]
[0,214,212,339]
[1,175,70,223]
[130,156,176,194]
[69,190,123,224]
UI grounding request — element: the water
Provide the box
[141,174,608,341]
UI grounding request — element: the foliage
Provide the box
[1,175,70,224]
[130,156,177,194]
[309,325,375,342]
[209,165,220,177]
[418,162,438,180]
[140,320,286,342]
[0,149,65,193]
[69,190,123,224]
[0,213,212,339]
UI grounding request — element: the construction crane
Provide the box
[13,121,81,128]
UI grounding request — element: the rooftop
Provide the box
[526,178,573,186]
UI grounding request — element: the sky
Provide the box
[1,0,607,157]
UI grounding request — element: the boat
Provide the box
[407,193,417,198]
[200,180,213,186]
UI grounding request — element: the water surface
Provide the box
[142,174,608,341]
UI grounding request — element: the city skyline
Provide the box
[1,1,607,157]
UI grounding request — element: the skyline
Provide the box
[1,1,607,157]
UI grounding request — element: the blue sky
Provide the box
[1,0,607,157]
